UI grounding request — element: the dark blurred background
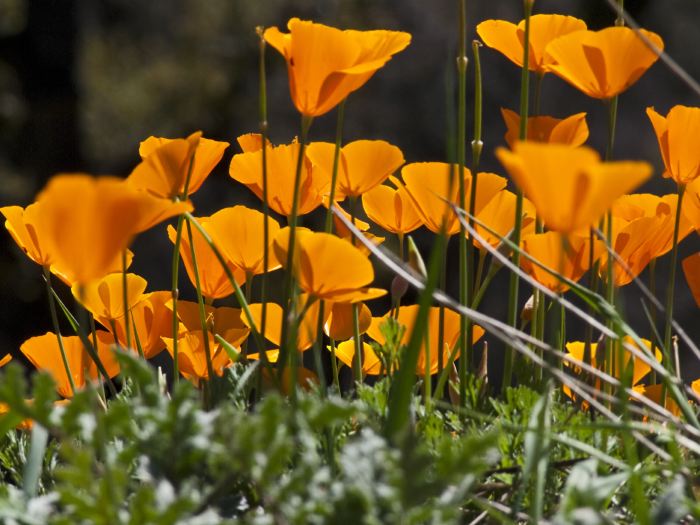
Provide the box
[1,0,699,385]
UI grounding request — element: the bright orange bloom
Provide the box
[544,26,663,99]
[243,298,327,351]
[264,18,411,117]
[0,354,11,367]
[171,300,250,348]
[324,302,372,341]
[401,162,507,235]
[20,332,120,398]
[477,14,587,75]
[521,232,604,292]
[334,341,383,375]
[109,291,172,358]
[306,140,404,200]
[167,218,245,300]
[601,195,693,286]
[501,108,589,149]
[366,305,485,375]
[496,142,652,233]
[647,105,700,185]
[163,331,235,383]
[229,140,325,217]
[683,253,700,308]
[236,133,270,153]
[128,132,229,199]
[206,206,281,277]
[564,337,661,392]
[274,229,386,303]
[72,272,147,322]
[362,176,422,235]
[33,174,190,284]
[471,190,536,251]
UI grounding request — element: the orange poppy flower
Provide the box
[273,229,386,303]
[647,105,700,185]
[324,302,372,341]
[167,218,245,300]
[683,253,700,308]
[564,337,661,390]
[471,190,536,251]
[128,132,229,199]
[109,291,172,358]
[236,133,271,153]
[206,205,281,277]
[501,108,589,149]
[20,332,120,398]
[264,18,411,117]
[170,300,250,349]
[334,341,383,375]
[366,305,485,375]
[72,272,147,322]
[229,140,325,217]
[401,162,507,235]
[163,331,235,383]
[521,232,604,293]
[496,142,652,233]
[306,140,404,200]
[243,297,327,352]
[33,174,190,284]
[477,14,587,75]
[362,176,422,235]
[0,354,11,367]
[601,196,693,287]
[544,26,663,99]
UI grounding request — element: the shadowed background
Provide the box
[1,0,699,387]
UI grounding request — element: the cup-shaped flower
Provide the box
[501,108,589,149]
[242,297,327,352]
[362,176,422,235]
[229,140,325,217]
[21,332,120,398]
[521,232,604,293]
[544,26,663,99]
[72,272,147,322]
[264,18,411,117]
[477,14,587,75]
[163,331,234,383]
[324,302,372,341]
[34,174,190,285]
[109,291,172,358]
[366,305,485,375]
[334,341,383,375]
[274,229,386,303]
[1,203,53,267]
[496,142,652,233]
[601,195,693,287]
[647,105,700,185]
[170,300,250,349]
[128,132,229,199]
[471,190,536,251]
[306,140,404,200]
[401,162,507,235]
[167,218,245,301]
[683,253,700,308]
[206,205,281,277]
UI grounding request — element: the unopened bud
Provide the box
[407,236,427,280]
[391,274,408,303]
[521,294,537,322]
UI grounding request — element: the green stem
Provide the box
[278,115,313,387]
[43,267,76,396]
[170,214,185,384]
[312,299,328,396]
[185,219,216,385]
[503,0,533,395]
[648,258,657,384]
[121,250,131,350]
[324,100,347,233]
[330,339,340,391]
[663,185,685,372]
[456,0,469,407]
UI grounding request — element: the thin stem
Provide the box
[121,250,131,350]
[456,0,469,406]
[324,100,347,233]
[663,185,685,370]
[330,339,340,391]
[312,299,328,396]
[170,214,185,383]
[185,220,216,386]
[503,0,533,395]
[43,267,76,396]
[278,115,314,386]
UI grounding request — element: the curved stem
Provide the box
[324,100,347,233]
[43,267,76,396]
